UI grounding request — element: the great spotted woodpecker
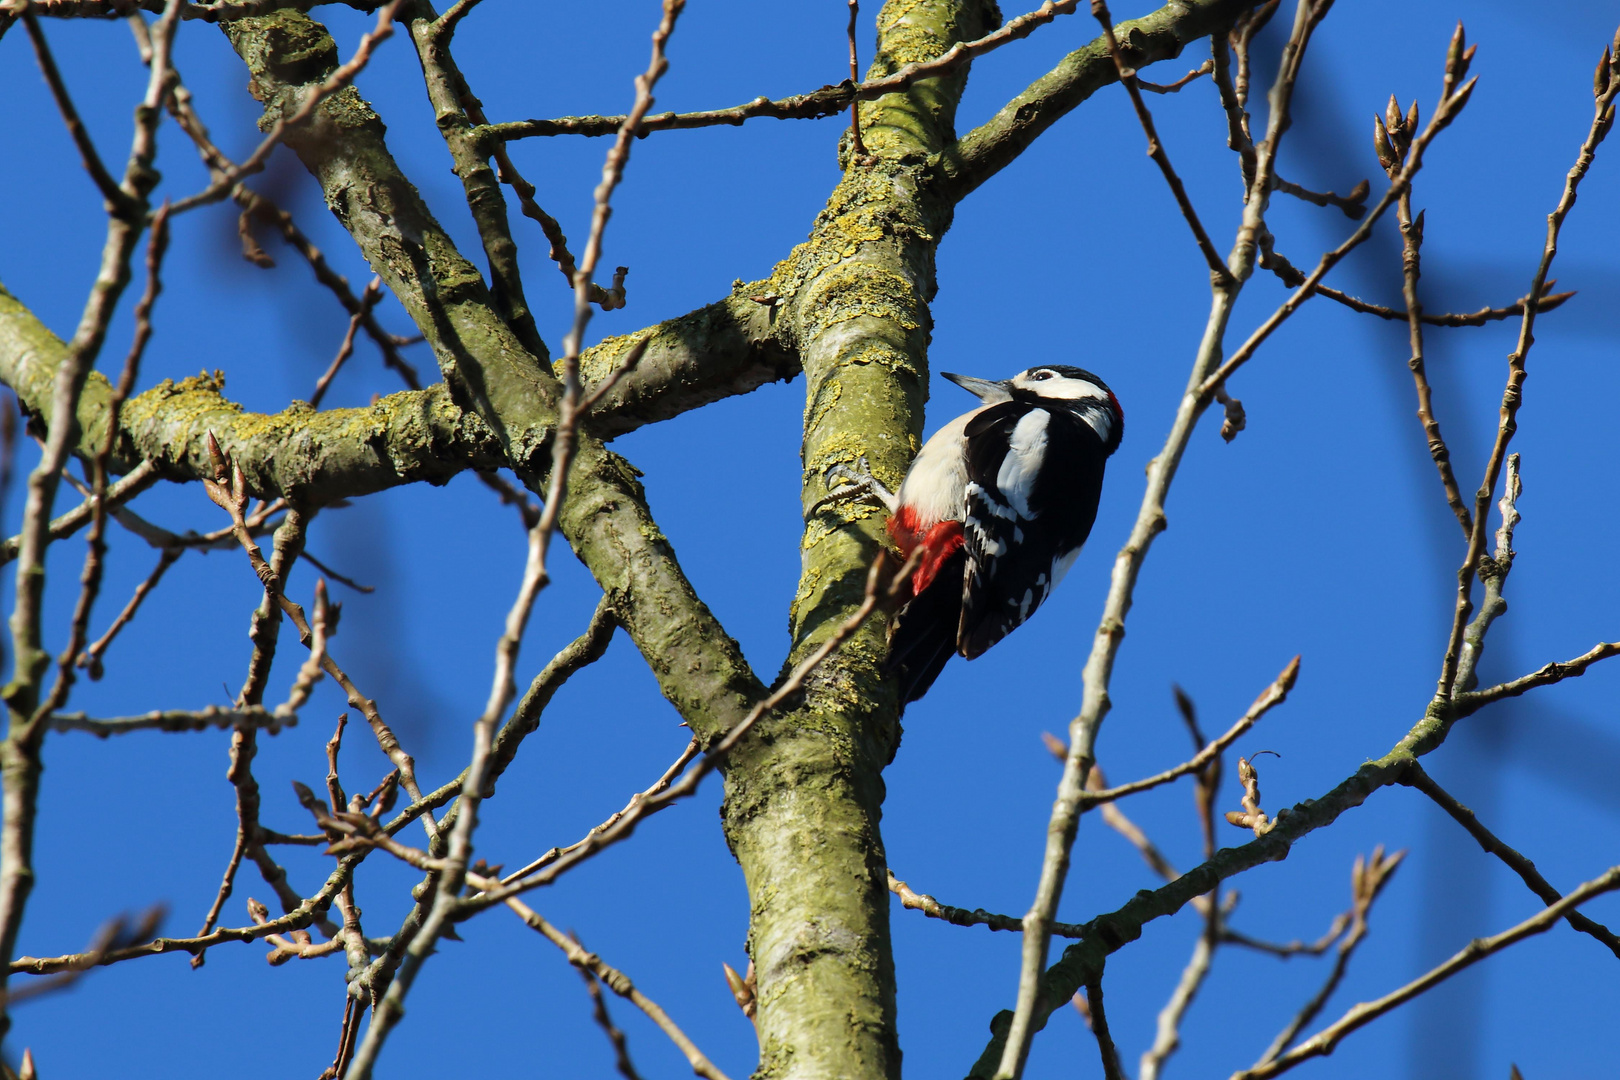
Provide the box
[877,366,1124,703]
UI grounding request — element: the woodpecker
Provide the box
[874,366,1124,704]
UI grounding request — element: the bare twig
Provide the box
[537,0,686,612]
[1232,861,1620,1080]
[202,443,439,846]
[500,733,699,888]
[1210,26,1259,195]
[476,886,731,1080]
[167,1,406,215]
[1084,978,1128,1080]
[1139,59,1212,94]
[20,12,131,214]
[887,868,1088,938]
[50,203,171,696]
[1140,902,1218,1080]
[310,276,383,408]
[1140,683,1234,1080]
[1438,47,1620,699]
[319,995,362,1080]
[1079,656,1299,810]
[1376,96,1472,536]
[0,462,160,568]
[10,855,362,976]
[344,11,689,1073]
[1403,764,1620,957]
[481,0,1083,144]
[1273,174,1368,218]
[1222,918,1347,958]
[0,905,165,1007]
[1081,762,1179,883]
[1197,39,1480,397]
[0,1,181,1034]
[846,0,869,161]
[233,191,421,387]
[1313,280,1574,327]
[1224,752,1279,836]
[1094,0,1231,283]
[997,3,1336,1068]
[465,550,917,916]
[47,705,288,737]
[298,549,373,595]
[246,897,345,965]
[578,334,654,415]
[1453,452,1520,694]
[577,956,644,1080]
[1454,641,1620,713]
[76,547,181,678]
[1254,846,1404,1066]
[193,511,330,963]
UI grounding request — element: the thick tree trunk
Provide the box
[719,4,999,1076]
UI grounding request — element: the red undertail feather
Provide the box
[887,507,964,596]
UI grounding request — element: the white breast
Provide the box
[896,411,976,527]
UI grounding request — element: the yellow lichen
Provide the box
[800,263,922,342]
[878,23,946,66]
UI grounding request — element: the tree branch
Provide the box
[479,890,732,1080]
[1437,44,1620,700]
[1402,764,1620,958]
[937,0,1255,199]
[47,705,288,737]
[481,0,1083,145]
[887,869,1088,938]
[1232,864,1620,1080]
[0,285,506,502]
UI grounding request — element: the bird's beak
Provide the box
[942,372,1012,404]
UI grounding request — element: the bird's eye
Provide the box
[1030,370,1053,381]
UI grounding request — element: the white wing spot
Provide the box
[996,409,1050,519]
[966,516,1004,557]
[966,481,1017,518]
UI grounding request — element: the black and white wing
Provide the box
[957,401,1106,660]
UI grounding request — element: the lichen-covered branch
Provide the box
[936,0,1255,199]
[223,15,766,752]
[0,284,505,502]
[702,4,1001,1076]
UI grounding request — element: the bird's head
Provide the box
[943,366,1123,452]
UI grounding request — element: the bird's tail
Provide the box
[885,549,966,705]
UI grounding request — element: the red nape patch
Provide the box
[1108,390,1124,421]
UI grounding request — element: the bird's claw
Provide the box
[809,455,899,517]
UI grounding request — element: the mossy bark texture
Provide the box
[0,2,1252,1077]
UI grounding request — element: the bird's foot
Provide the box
[809,456,899,517]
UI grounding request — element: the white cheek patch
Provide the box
[995,409,1049,519]
[1082,407,1113,443]
[1030,376,1110,402]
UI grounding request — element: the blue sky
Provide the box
[1,3,1617,1078]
